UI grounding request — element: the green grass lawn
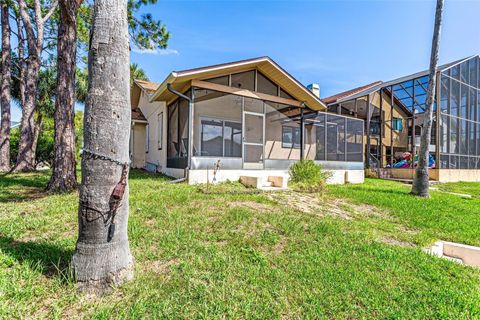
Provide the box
[0,172,479,319]
[436,181,480,198]
[329,178,480,247]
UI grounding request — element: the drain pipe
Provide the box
[300,104,305,161]
[167,84,194,180]
[168,177,187,184]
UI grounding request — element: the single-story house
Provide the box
[130,57,365,185]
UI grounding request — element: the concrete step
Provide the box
[262,181,273,188]
[240,175,288,190]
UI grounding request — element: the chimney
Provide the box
[307,83,320,98]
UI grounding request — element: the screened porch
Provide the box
[166,86,364,171]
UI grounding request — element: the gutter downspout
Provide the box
[167,84,194,180]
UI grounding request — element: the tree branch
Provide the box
[42,0,58,24]
[18,0,37,54]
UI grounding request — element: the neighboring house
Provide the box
[324,55,480,182]
[130,79,161,170]
[130,57,365,185]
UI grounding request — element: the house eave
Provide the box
[148,57,327,111]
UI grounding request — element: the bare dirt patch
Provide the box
[228,201,273,212]
[267,192,355,219]
[202,239,228,247]
[142,259,180,275]
[381,236,415,248]
[271,237,287,255]
[232,217,261,237]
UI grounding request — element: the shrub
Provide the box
[10,120,54,168]
[288,160,331,193]
[365,168,379,179]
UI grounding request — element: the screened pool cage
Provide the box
[327,55,480,170]
[166,87,364,171]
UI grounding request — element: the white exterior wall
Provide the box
[164,167,186,179]
[130,122,147,169]
[326,170,364,184]
[136,91,168,172]
[188,169,364,185]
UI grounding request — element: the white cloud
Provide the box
[131,47,179,56]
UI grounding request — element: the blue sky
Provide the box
[11,0,480,121]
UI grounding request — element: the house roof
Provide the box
[322,81,383,105]
[131,108,147,123]
[149,56,327,111]
[131,79,161,109]
[134,79,160,93]
[329,55,478,105]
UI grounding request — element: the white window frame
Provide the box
[199,116,242,157]
[281,125,301,149]
[158,112,163,150]
[145,124,149,153]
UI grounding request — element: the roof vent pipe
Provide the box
[307,83,320,98]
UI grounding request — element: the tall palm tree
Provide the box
[130,62,149,86]
[72,0,133,293]
[411,0,444,197]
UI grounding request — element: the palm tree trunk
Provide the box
[0,2,12,172]
[73,0,133,294]
[411,0,444,197]
[47,0,81,192]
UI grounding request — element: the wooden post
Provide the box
[379,89,384,168]
[411,81,416,163]
[300,107,305,160]
[390,86,394,167]
[435,71,441,169]
[366,94,371,168]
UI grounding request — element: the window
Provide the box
[201,119,223,156]
[157,112,163,150]
[204,71,297,101]
[200,118,242,157]
[205,75,229,86]
[231,71,255,91]
[282,126,300,149]
[145,124,149,153]
[392,118,403,131]
[279,88,294,100]
[193,90,242,157]
[257,71,278,96]
[451,79,460,116]
[370,119,381,135]
[224,121,242,157]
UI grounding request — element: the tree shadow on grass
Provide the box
[128,169,173,182]
[0,174,50,203]
[0,236,74,283]
[0,172,49,188]
[0,188,48,203]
